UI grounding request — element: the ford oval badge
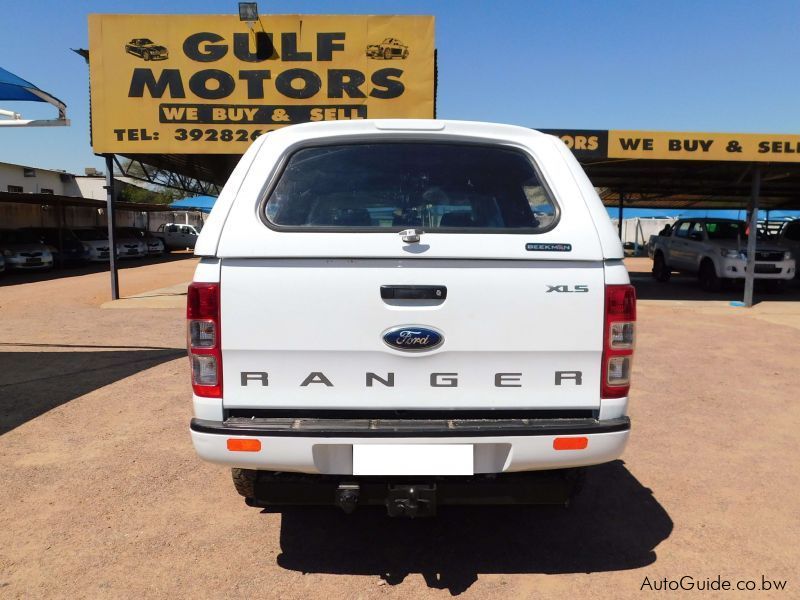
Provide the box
[382,326,444,352]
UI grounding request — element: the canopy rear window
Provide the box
[263,143,558,232]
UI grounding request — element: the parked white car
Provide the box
[119,227,165,255]
[651,218,795,291]
[0,229,54,271]
[99,228,147,259]
[187,120,635,516]
[73,228,112,262]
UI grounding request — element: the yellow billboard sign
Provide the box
[88,14,435,154]
[608,130,800,162]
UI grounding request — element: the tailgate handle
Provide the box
[380,285,447,300]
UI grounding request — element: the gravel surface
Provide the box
[0,257,797,598]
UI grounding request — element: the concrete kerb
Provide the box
[100,282,189,309]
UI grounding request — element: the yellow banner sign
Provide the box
[608,130,800,162]
[88,14,435,154]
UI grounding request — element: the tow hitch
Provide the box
[335,483,438,517]
[386,484,437,518]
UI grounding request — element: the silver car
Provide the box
[72,228,112,262]
[97,228,147,259]
[119,227,165,256]
[0,229,54,270]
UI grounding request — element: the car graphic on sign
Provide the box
[124,38,169,61]
[366,38,409,60]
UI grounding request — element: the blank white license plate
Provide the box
[352,444,473,476]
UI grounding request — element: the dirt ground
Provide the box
[1,257,798,598]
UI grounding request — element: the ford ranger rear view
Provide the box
[188,120,635,517]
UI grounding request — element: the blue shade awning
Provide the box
[170,196,217,213]
[0,66,65,106]
[0,66,68,127]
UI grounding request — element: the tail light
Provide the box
[187,282,222,397]
[602,284,636,399]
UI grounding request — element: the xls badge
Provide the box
[383,326,443,352]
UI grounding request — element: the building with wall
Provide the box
[0,161,204,231]
[0,161,82,196]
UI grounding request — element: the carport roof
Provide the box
[587,160,800,210]
[0,191,176,212]
[541,129,800,211]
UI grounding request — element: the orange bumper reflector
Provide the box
[227,438,261,452]
[553,437,588,451]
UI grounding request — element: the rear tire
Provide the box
[699,259,722,292]
[652,252,671,282]
[562,467,587,509]
[232,468,258,498]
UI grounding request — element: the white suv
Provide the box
[187,120,635,516]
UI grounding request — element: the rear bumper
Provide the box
[189,416,630,475]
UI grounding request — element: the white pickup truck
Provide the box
[774,219,800,277]
[152,223,201,250]
[188,120,635,517]
[650,218,795,291]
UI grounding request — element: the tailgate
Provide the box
[220,258,604,411]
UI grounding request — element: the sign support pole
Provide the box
[743,165,761,308]
[105,154,119,300]
[618,191,624,239]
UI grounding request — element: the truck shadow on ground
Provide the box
[0,348,184,435]
[275,461,672,595]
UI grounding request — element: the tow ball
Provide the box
[386,484,437,517]
[334,483,438,517]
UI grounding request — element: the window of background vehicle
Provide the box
[674,222,691,238]
[705,221,746,240]
[264,143,559,232]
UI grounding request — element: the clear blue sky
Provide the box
[2,0,800,217]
